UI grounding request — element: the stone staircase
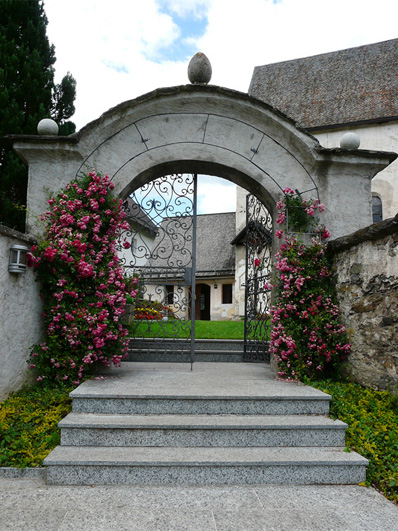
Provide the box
[44,362,368,486]
[126,338,246,362]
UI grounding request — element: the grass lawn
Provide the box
[128,319,269,340]
[129,319,245,339]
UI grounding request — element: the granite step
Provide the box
[129,338,245,352]
[125,338,248,362]
[60,413,348,447]
[44,364,367,487]
[71,393,331,416]
[126,349,245,363]
[44,446,368,486]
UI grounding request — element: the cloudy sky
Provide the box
[44,0,398,213]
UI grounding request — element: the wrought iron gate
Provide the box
[120,174,197,367]
[244,194,272,361]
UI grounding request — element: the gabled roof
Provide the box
[231,220,272,249]
[123,197,158,237]
[145,212,236,278]
[196,212,236,276]
[249,39,398,130]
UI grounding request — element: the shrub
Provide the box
[269,188,350,380]
[0,386,72,468]
[310,379,398,503]
[28,170,138,386]
[133,299,175,320]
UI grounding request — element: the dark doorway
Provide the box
[195,283,211,321]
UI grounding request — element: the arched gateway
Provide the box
[13,84,390,239]
[11,84,393,365]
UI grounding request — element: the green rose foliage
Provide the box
[28,170,138,386]
[270,189,350,380]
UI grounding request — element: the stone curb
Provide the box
[0,467,45,479]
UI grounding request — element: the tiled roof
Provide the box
[146,212,236,277]
[249,39,398,129]
[196,212,236,276]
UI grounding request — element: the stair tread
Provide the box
[60,413,347,430]
[128,339,245,343]
[44,445,368,466]
[69,362,331,400]
[71,389,330,400]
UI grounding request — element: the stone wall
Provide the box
[328,215,398,390]
[0,225,42,400]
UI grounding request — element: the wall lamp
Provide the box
[214,281,218,289]
[8,245,30,274]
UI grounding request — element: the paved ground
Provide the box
[1,477,398,530]
[1,363,397,529]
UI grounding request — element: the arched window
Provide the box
[372,196,383,223]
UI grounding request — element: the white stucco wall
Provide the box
[0,226,43,400]
[119,229,156,268]
[314,122,398,219]
[209,280,236,321]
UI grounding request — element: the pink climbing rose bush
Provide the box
[269,188,350,380]
[28,170,138,386]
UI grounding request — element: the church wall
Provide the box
[210,280,236,321]
[314,122,398,219]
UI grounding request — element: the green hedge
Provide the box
[310,379,398,503]
[0,386,72,468]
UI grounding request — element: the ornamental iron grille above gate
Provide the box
[119,174,197,367]
[244,194,272,362]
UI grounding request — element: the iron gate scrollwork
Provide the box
[119,174,197,367]
[244,194,272,362]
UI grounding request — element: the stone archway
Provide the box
[12,84,394,241]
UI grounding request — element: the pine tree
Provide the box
[0,0,76,231]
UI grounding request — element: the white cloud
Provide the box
[197,176,236,214]
[44,0,398,130]
[42,0,398,212]
[159,0,211,18]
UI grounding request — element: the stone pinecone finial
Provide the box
[188,52,212,85]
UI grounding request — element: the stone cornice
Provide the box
[0,224,37,244]
[327,214,398,254]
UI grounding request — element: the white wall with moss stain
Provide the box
[0,226,43,400]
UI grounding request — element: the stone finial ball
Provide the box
[188,52,212,84]
[340,132,360,150]
[37,118,59,135]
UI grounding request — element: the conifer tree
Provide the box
[0,0,76,231]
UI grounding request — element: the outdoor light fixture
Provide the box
[214,281,218,289]
[8,244,30,274]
